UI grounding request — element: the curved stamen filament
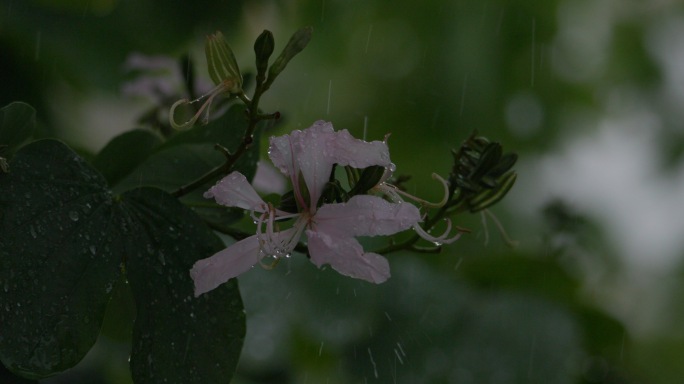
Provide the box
[376,173,450,208]
[482,209,519,247]
[413,218,461,245]
[393,173,448,208]
[254,204,307,267]
[169,82,233,130]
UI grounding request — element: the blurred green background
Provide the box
[3,0,684,382]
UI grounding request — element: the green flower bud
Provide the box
[205,31,242,93]
[267,27,313,84]
[254,30,275,82]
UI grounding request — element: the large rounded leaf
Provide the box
[122,187,245,384]
[0,139,122,377]
[0,140,245,382]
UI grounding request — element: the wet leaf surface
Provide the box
[0,140,245,381]
[123,189,245,384]
[92,129,162,186]
[113,103,261,227]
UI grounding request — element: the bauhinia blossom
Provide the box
[190,121,449,297]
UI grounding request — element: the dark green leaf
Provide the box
[116,104,262,227]
[114,143,243,227]
[114,143,224,193]
[0,140,245,381]
[0,139,121,378]
[0,102,36,156]
[123,188,245,384]
[92,129,162,186]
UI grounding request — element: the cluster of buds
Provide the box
[170,27,312,130]
[449,132,517,213]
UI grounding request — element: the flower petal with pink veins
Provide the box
[204,171,267,212]
[190,235,261,297]
[269,121,394,212]
[269,122,336,210]
[306,230,390,284]
[313,195,421,237]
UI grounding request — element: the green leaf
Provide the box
[0,140,245,381]
[92,129,162,186]
[0,102,36,156]
[114,143,244,227]
[0,140,122,378]
[115,104,262,227]
[123,188,245,384]
[0,360,39,383]
[114,143,224,193]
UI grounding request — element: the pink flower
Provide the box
[190,121,422,296]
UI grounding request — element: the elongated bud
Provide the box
[267,27,313,83]
[205,31,242,93]
[254,30,275,81]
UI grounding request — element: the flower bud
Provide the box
[205,31,242,93]
[267,27,313,82]
[254,30,275,81]
[449,132,518,212]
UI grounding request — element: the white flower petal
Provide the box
[327,128,391,169]
[190,235,261,297]
[269,122,336,210]
[313,195,421,237]
[252,161,287,195]
[306,229,390,284]
[204,171,267,212]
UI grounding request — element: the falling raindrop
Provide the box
[367,347,379,378]
[68,211,79,221]
[365,24,373,54]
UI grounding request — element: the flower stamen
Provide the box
[376,173,449,208]
[169,82,233,130]
[413,218,461,246]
